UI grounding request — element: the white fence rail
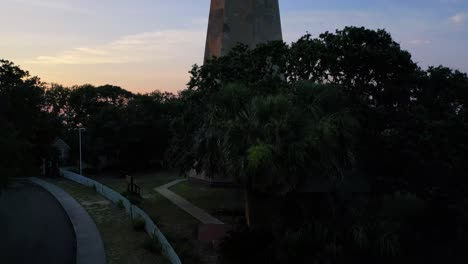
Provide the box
[60,169,182,264]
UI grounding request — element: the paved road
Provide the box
[0,181,76,264]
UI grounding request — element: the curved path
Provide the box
[0,180,76,264]
[30,177,106,264]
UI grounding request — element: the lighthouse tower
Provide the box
[204,0,283,62]
[189,1,283,185]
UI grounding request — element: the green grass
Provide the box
[138,191,219,264]
[142,235,163,255]
[89,170,218,264]
[47,178,170,264]
[90,170,182,195]
[116,199,124,209]
[170,181,245,224]
[132,217,146,231]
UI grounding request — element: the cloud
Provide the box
[191,17,209,26]
[27,29,205,65]
[281,9,438,44]
[279,8,468,73]
[407,39,432,46]
[17,6,468,93]
[450,13,467,25]
[5,0,90,14]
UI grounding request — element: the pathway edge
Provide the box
[29,177,107,264]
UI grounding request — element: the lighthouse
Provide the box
[204,0,283,62]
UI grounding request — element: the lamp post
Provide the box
[78,128,86,175]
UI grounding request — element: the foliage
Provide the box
[116,199,124,209]
[122,191,142,205]
[219,226,274,264]
[142,235,163,255]
[0,122,32,184]
[167,26,468,262]
[0,59,61,182]
[220,191,468,264]
[44,84,177,171]
[170,58,361,196]
[2,25,468,262]
[168,25,468,196]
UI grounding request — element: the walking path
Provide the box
[30,177,107,264]
[50,177,170,264]
[155,179,224,225]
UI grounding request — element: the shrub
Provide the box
[83,167,97,175]
[178,244,202,264]
[116,199,124,209]
[218,226,273,264]
[142,235,163,255]
[121,191,142,205]
[128,195,141,205]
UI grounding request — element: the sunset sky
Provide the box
[1,0,467,94]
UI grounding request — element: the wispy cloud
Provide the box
[27,29,205,65]
[5,0,90,14]
[407,39,432,46]
[450,13,467,25]
[281,9,438,43]
[280,8,468,73]
[9,3,468,93]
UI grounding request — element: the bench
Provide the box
[126,175,141,196]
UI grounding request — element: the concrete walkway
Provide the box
[30,178,106,264]
[155,179,224,225]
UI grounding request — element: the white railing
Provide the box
[60,169,182,264]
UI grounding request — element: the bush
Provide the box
[132,217,146,231]
[121,191,142,205]
[177,244,202,264]
[116,199,124,209]
[128,195,141,205]
[82,167,98,175]
[142,235,163,255]
[218,226,273,264]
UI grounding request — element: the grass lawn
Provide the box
[89,170,182,195]
[169,180,245,225]
[88,170,218,264]
[47,178,169,264]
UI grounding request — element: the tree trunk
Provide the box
[244,189,279,230]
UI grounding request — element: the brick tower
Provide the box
[204,0,283,62]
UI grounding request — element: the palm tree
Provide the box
[194,81,361,227]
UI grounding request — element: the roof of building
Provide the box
[52,138,71,151]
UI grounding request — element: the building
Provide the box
[51,138,71,163]
[204,0,283,62]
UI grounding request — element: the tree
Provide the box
[169,27,468,263]
[172,72,360,227]
[0,121,32,191]
[82,90,177,171]
[0,59,61,182]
